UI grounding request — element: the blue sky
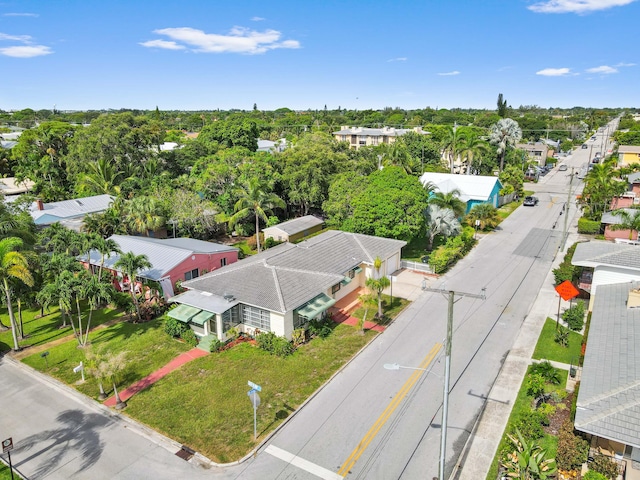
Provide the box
[0,0,638,111]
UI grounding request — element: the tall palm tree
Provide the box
[489,118,522,171]
[80,275,115,346]
[93,237,121,280]
[428,189,466,218]
[123,196,166,237]
[458,132,490,174]
[37,270,75,330]
[228,178,286,253]
[466,203,500,230]
[380,142,413,174]
[610,208,640,240]
[581,163,626,218]
[365,257,391,319]
[76,158,124,195]
[441,124,464,174]
[424,205,461,250]
[114,251,151,322]
[0,237,34,350]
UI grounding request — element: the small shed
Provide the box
[263,215,324,243]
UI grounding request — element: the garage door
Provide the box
[386,253,399,276]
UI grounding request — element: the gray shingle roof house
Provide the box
[169,230,406,341]
[29,194,114,230]
[263,215,324,243]
[575,281,640,461]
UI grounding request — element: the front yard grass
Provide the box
[1,305,122,354]
[21,317,190,400]
[124,324,378,463]
[0,462,22,480]
[532,318,583,365]
[349,294,410,324]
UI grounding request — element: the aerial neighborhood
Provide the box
[2,102,640,479]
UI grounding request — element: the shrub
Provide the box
[308,317,333,339]
[589,453,619,479]
[180,328,199,347]
[553,242,580,285]
[112,291,135,312]
[556,420,589,471]
[264,237,283,249]
[511,408,545,441]
[292,328,306,347]
[526,373,546,398]
[563,300,585,331]
[226,326,239,340]
[578,217,601,234]
[209,338,223,353]
[555,326,570,347]
[256,331,294,357]
[583,471,608,480]
[165,317,189,337]
[246,232,264,251]
[537,403,556,424]
[530,361,562,385]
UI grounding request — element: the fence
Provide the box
[498,192,517,207]
[401,260,432,273]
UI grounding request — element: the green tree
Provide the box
[489,118,523,171]
[428,189,466,218]
[497,93,508,118]
[228,178,286,253]
[425,205,461,250]
[0,237,35,350]
[114,252,152,322]
[79,274,115,346]
[459,131,491,174]
[365,257,391,318]
[122,196,166,236]
[610,208,640,240]
[466,203,500,230]
[103,350,128,409]
[198,119,259,151]
[75,158,125,196]
[581,163,626,219]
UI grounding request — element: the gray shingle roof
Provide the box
[574,281,640,448]
[601,209,640,226]
[30,194,114,222]
[182,230,406,313]
[264,215,324,236]
[572,241,640,270]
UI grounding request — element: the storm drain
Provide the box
[176,445,196,461]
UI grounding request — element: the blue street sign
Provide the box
[248,381,262,392]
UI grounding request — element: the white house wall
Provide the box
[386,253,399,276]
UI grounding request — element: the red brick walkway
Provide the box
[104,347,208,407]
[329,288,386,333]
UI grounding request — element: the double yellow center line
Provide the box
[337,343,443,477]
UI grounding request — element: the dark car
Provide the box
[581,144,588,149]
[523,196,539,206]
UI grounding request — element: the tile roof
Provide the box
[572,241,640,270]
[182,230,406,313]
[574,281,640,448]
[82,235,236,281]
[263,215,324,236]
[419,172,501,202]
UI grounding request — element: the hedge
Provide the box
[578,217,601,234]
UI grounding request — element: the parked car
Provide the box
[558,164,568,171]
[523,196,539,206]
[581,144,588,149]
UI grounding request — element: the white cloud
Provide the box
[0,45,52,57]
[536,67,572,76]
[528,0,637,14]
[142,26,301,54]
[387,57,407,62]
[586,65,618,74]
[437,71,460,76]
[3,13,39,17]
[251,16,265,21]
[139,39,185,50]
[615,62,636,67]
[0,32,32,42]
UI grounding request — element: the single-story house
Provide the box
[419,172,503,213]
[574,281,640,472]
[29,194,114,230]
[571,241,640,310]
[263,215,324,243]
[617,145,640,167]
[168,230,405,341]
[81,235,239,299]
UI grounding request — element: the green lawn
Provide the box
[349,294,410,324]
[0,462,22,480]
[0,304,122,354]
[124,324,378,463]
[22,317,191,400]
[497,199,523,221]
[532,318,583,365]
[402,235,446,261]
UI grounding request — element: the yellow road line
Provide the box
[337,343,443,477]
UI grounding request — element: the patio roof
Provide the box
[297,293,337,319]
[167,304,201,323]
[190,310,215,326]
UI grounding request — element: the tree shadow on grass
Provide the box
[260,403,296,436]
[13,409,110,478]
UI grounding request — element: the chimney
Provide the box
[36,199,44,211]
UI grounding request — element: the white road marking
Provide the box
[265,444,343,480]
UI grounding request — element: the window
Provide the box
[347,268,356,279]
[222,306,240,332]
[220,258,227,267]
[242,305,271,330]
[332,283,341,294]
[184,268,199,281]
[293,312,306,329]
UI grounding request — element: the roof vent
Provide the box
[223,293,235,302]
[75,200,83,206]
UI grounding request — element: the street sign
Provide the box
[2,437,13,453]
[247,381,262,392]
[555,280,579,301]
[248,390,261,409]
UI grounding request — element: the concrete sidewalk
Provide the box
[455,227,586,480]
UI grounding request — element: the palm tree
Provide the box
[84,346,108,400]
[37,270,75,330]
[80,275,115,346]
[103,351,128,409]
[428,189,466,218]
[466,203,500,230]
[424,205,462,250]
[380,142,413,174]
[581,163,626,219]
[123,196,166,236]
[357,291,377,334]
[610,208,640,240]
[458,132,490,174]
[114,251,151,322]
[76,158,124,195]
[93,237,121,280]
[228,178,286,253]
[489,118,522,171]
[365,257,391,319]
[0,237,35,350]
[441,124,464,174]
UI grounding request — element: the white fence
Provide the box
[401,260,432,273]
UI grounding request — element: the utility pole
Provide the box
[561,167,574,251]
[423,286,486,480]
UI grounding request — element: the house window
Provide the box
[222,306,240,332]
[331,283,341,294]
[293,312,306,329]
[348,268,356,279]
[220,258,227,267]
[242,305,271,330]
[184,268,199,281]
